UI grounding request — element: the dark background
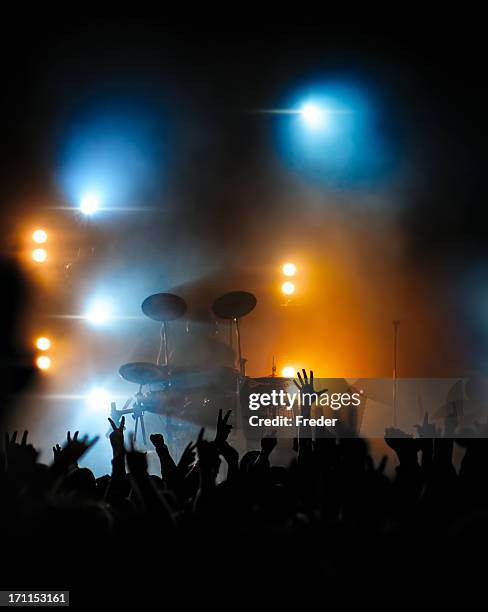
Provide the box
[1,13,485,252]
[1,12,486,377]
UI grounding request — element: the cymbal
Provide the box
[119,362,168,385]
[141,293,187,322]
[212,291,257,319]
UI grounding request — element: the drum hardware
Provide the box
[115,361,171,445]
[212,291,256,376]
[111,293,187,445]
[141,292,187,365]
[113,291,258,445]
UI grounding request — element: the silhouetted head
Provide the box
[60,467,98,499]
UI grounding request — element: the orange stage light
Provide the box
[36,337,51,351]
[281,281,295,295]
[36,355,51,370]
[32,229,47,244]
[281,365,295,378]
[282,262,296,277]
[32,248,47,262]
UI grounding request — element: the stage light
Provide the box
[32,248,47,262]
[36,337,51,351]
[281,281,295,295]
[282,366,295,378]
[282,262,296,277]
[80,192,100,215]
[85,300,112,325]
[301,103,326,128]
[277,84,391,187]
[87,388,110,412]
[36,355,51,370]
[33,229,47,244]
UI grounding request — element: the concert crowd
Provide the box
[1,260,487,604]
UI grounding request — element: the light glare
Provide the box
[87,388,110,412]
[282,262,296,277]
[32,248,47,262]
[36,337,51,351]
[36,355,51,370]
[80,192,100,215]
[301,103,325,128]
[33,229,47,244]
[85,300,112,325]
[281,281,295,295]
[282,366,295,378]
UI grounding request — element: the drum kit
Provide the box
[112,290,257,444]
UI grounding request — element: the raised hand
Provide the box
[108,417,125,456]
[215,409,232,446]
[384,427,417,456]
[149,433,166,452]
[261,429,278,456]
[53,433,99,471]
[293,369,327,415]
[178,441,197,474]
[52,443,62,462]
[4,430,39,474]
[293,369,325,396]
[385,427,419,473]
[196,428,220,474]
[414,412,440,438]
[53,430,79,464]
[126,434,148,475]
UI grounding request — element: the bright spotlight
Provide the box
[36,355,51,370]
[301,103,326,128]
[282,366,295,378]
[32,248,47,262]
[281,281,295,295]
[36,337,51,351]
[33,229,47,244]
[282,262,296,277]
[80,192,101,215]
[87,388,110,412]
[85,300,112,325]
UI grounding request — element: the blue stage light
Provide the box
[87,388,110,412]
[300,103,327,129]
[274,81,393,187]
[85,300,112,325]
[80,191,101,215]
[57,105,166,212]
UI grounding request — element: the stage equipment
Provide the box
[118,361,169,385]
[212,291,256,376]
[116,362,169,444]
[111,293,187,444]
[142,293,187,365]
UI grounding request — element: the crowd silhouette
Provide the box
[2,385,488,602]
[1,260,487,604]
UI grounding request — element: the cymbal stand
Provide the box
[157,321,169,366]
[132,385,148,445]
